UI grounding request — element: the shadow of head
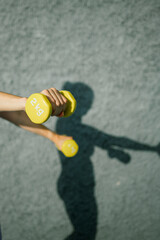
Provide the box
[62,82,94,118]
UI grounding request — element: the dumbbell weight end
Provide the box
[59,91,77,118]
[25,93,52,124]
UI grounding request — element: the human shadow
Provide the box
[55,82,160,240]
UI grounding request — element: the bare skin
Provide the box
[0,88,73,150]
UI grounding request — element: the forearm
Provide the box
[0,111,59,144]
[0,91,27,111]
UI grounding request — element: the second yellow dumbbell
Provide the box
[25,90,76,124]
[56,139,79,157]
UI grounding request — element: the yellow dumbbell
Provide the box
[56,139,79,157]
[25,90,77,124]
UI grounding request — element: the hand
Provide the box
[55,134,73,151]
[40,88,67,117]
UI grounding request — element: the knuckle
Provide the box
[42,89,48,94]
[51,87,56,91]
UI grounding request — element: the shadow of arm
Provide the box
[91,127,157,153]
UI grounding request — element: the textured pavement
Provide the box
[0,0,160,239]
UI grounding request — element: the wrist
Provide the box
[47,131,59,144]
[20,97,27,111]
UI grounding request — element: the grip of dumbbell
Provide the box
[45,90,76,118]
[41,90,76,118]
[25,90,76,124]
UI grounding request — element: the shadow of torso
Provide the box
[56,116,97,240]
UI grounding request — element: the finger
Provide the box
[47,89,59,104]
[40,89,58,116]
[47,89,56,104]
[48,89,63,112]
[50,88,63,105]
[47,89,60,115]
[61,95,68,112]
[51,88,68,113]
[60,93,68,104]
[60,94,68,113]
[48,89,63,116]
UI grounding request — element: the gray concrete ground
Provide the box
[0,0,160,239]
